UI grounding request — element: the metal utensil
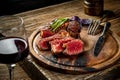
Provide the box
[87,10,112,35]
[93,22,111,57]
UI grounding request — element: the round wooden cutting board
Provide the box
[29,27,120,74]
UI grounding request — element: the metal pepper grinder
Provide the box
[84,0,104,16]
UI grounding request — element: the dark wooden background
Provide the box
[0,0,71,16]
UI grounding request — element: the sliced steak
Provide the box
[40,29,54,38]
[37,30,70,50]
[50,37,74,54]
[63,39,84,55]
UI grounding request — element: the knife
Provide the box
[93,22,111,57]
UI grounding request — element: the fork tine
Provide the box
[92,20,101,35]
[88,20,97,35]
[87,19,94,34]
[89,20,98,35]
[87,19,93,34]
[87,20,101,35]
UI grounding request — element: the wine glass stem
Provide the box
[8,64,16,80]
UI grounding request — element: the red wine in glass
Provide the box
[0,15,28,80]
[0,37,29,64]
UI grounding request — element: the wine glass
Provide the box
[0,15,29,80]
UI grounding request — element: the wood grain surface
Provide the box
[0,0,120,80]
[18,0,120,79]
[29,24,120,74]
[0,64,31,80]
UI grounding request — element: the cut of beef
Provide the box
[37,30,70,50]
[37,29,84,56]
[63,39,84,55]
[40,29,54,38]
[50,39,63,54]
[37,34,63,50]
[37,39,50,50]
[50,37,74,54]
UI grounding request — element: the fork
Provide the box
[87,19,101,35]
[87,12,109,35]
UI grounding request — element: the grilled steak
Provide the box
[40,29,54,38]
[63,39,84,55]
[37,30,70,50]
[50,37,74,54]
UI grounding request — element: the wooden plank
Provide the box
[29,26,120,74]
[0,63,31,80]
[14,0,120,79]
[20,57,120,80]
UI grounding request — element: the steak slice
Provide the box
[37,39,50,50]
[63,39,84,55]
[37,34,63,50]
[50,37,74,54]
[50,39,63,54]
[40,29,54,38]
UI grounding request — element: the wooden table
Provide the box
[0,0,120,80]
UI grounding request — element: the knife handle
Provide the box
[101,22,111,36]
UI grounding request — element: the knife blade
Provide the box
[93,22,111,57]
